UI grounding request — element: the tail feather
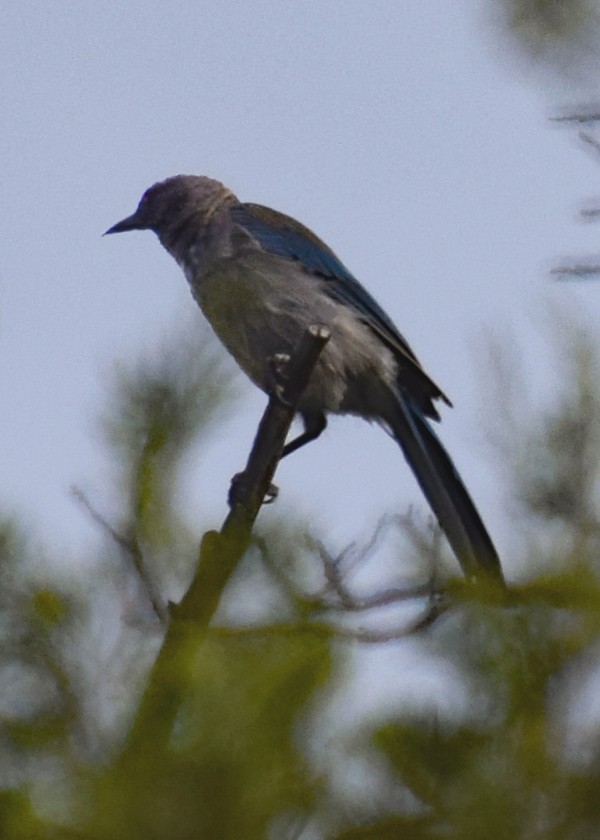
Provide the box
[389,393,505,587]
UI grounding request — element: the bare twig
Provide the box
[320,582,434,613]
[579,129,600,157]
[550,123,600,276]
[255,519,439,623]
[551,263,600,280]
[551,112,600,124]
[71,486,168,623]
[307,514,395,589]
[251,534,324,614]
[580,207,600,220]
[307,513,441,610]
[210,593,449,643]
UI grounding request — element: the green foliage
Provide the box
[102,322,238,555]
[486,0,600,78]
[86,629,331,840]
[502,0,592,46]
[2,321,600,838]
[363,579,600,840]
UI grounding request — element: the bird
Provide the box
[105,175,505,587]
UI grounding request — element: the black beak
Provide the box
[103,212,145,236]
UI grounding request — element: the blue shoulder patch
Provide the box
[232,203,413,353]
[230,202,451,412]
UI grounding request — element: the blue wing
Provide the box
[231,202,450,415]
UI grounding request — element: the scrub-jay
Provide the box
[106,175,504,587]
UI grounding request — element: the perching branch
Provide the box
[172,324,331,622]
[124,325,330,756]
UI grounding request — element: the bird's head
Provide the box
[104,175,236,238]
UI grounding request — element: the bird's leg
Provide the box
[240,412,324,504]
[231,358,326,507]
[281,412,327,458]
[236,356,326,504]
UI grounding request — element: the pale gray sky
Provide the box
[2,0,600,581]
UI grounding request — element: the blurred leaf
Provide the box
[332,815,434,840]
[504,0,592,45]
[32,590,69,627]
[489,0,599,71]
[102,319,238,554]
[5,308,600,838]
[375,718,489,807]
[84,627,331,840]
[103,320,237,463]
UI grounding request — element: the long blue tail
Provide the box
[389,393,505,587]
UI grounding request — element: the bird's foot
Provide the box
[266,353,294,406]
[264,482,279,504]
[228,471,279,507]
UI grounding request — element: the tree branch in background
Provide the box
[552,112,600,278]
[71,486,169,624]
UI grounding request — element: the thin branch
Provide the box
[252,534,324,614]
[70,486,168,623]
[550,123,600,276]
[255,521,438,617]
[580,207,600,220]
[578,129,600,157]
[210,594,449,644]
[308,514,395,586]
[222,325,332,535]
[319,582,434,613]
[551,112,600,124]
[308,512,442,611]
[551,263,600,280]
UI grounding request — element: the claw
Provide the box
[266,353,294,406]
[264,482,279,503]
[228,471,248,508]
[228,472,279,507]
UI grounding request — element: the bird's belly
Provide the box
[189,257,397,416]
